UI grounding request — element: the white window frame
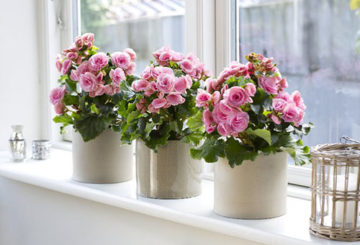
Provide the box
[41,0,311,186]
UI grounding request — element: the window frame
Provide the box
[45,0,311,187]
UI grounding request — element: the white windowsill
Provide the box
[0,149,355,245]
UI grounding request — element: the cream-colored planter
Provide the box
[72,130,134,183]
[136,140,202,199]
[214,152,288,219]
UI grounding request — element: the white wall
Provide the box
[0,0,42,150]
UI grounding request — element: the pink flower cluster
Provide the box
[196,83,256,137]
[197,53,307,137]
[70,48,135,97]
[134,47,209,114]
[271,91,306,126]
[49,86,66,114]
[133,65,191,113]
[153,46,211,80]
[50,32,137,115]
[56,33,95,75]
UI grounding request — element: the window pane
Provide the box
[79,0,185,73]
[236,0,360,147]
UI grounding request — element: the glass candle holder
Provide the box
[32,140,51,160]
[310,143,360,241]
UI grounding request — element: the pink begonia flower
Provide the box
[159,51,171,62]
[272,98,287,112]
[77,60,90,75]
[171,51,185,62]
[79,72,98,92]
[49,86,66,105]
[70,69,79,81]
[141,66,152,80]
[292,91,306,110]
[66,52,78,61]
[61,59,72,75]
[166,94,185,106]
[136,98,147,113]
[124,48,136,62]
[195,89,211,107]
[156,73,175,93]
[174,76,188,93]
[74,36,83,48]
[110,68,125,87]
[148,104,159,113]
[88,52,108,71]
[96,72,103,83]
[276,91,291,102]
[54,102,65,115]
[212,102,231,123]
[89,84,106,97]
[151,98,167,109]
[104,85,116,96]
[144,83,156,97]
[295,109,305,126]
[132,79,149,92]
[279,78,288,90]
[205,78,216,93]
[180,59,194,74]
[282,103,301,124]
[270,114,281,125]
[211,91,220,106]
[125,62,136,75]
[220,84,228,96]
[258,76,280,94]
[227,111,249,133]
[55,56,63,73]
[82,33,94,47]
[203,110,216,134]
[223,86,251,107]
[245,83,256,97]
[217,122,231,137]
[111,52,131,70]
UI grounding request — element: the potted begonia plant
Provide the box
[119,46,210,198]
[49,33,137,183]
[189,53,313,218]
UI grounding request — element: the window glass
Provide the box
[79,0,185,74]
[236,0,360,150]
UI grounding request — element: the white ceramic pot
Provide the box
[72,129,134,183]
[136,140,202,199]
[214,152,288,219]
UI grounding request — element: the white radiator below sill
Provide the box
[0,150,353,245]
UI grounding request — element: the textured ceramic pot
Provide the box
[136,140,202,199]
[214,152,287,219]
[72,129,134,183]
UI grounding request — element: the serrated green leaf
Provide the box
[74,115,107,142]
[246,128,271,145]
[90,103,100,114]
[190,137,225,163]
[63,94,79,106]
[224,137,257,167]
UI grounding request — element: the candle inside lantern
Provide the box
[329,173,359,225]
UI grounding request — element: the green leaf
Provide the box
[65,79,77,92]
[53,114,73,124]
[90,104,100,114]
[224,137,257,167]
[74,115,107,142]
[145,123,172,150]
[127,111,140,123]
[190,137,225,163]
[246,128,271,145]
[187,111,204,132]
[62,94,79,106]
